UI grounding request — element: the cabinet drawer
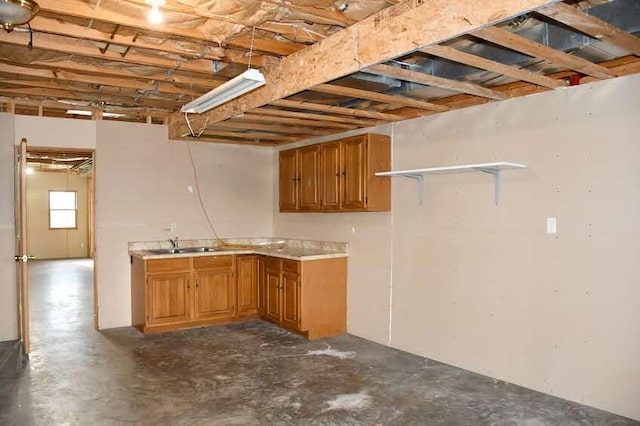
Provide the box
[264,256,281,271]
[282,259,300,274]
[193,255,233,270]
[146,257,190,273]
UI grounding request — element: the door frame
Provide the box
[18,144,99,343]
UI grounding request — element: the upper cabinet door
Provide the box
[320,142,341,211]
[298,145,322,211]
[279,149,298,212]
[341,136,368,210]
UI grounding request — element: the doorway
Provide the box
[18,146,97,355]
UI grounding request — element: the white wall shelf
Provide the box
[375,162,526,205]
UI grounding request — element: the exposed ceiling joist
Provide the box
[270,3,357,27]
[310,84,450,112]
[365,64,507,100]
[240,113,359,130]
[219,120,331,136]
[36,0,300,57]
[0,31,234,74]
[473,26,615,79]
[28,16,223,61]
[537,2,640,56]
[169,0,563,138]
[254,106,381,126]
[421,44,568,89]
[201,129,301,142]
[0,63,199,96]
[270,99,404,121]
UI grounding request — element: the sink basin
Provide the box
[146,247,215,255]
[179,247,216,253]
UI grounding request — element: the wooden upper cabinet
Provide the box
[279,149,298,211]
[298,145,322,211]
[320,142,341,211]
[279,133,390,213]
[341,136,367,210]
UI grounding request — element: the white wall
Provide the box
[274,74,640,421]
[0,113,16,341]
[95,121,273,328]
[14,115,97,149]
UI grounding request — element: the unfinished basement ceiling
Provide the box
[26,149,93,174]
[0,0,639,145]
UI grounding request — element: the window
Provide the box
[49,191,77,229]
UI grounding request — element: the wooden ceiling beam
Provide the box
[29,16,222,61]
[200,129,301,142]
[271,99,404,121]
[0,97,172,115]
[254,106,382,126]
[258,22,326,43]
[219,120,331,136]
[275,3,357,27]
[0,63,200,96]
[421,44,567,89]
[537,2,640,56]
[0,87,180,109]
[169,0,561,137]
[188,136,276,147]
[365,64,507,100]
[37,0,299,57]
[224,37,302,56]
[310,84,449,112]
[473,26,615,79]
[240,113,358,130]
[0,31,226,75]
[11,59,224,89]
[123,0,324,43]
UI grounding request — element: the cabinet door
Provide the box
[257,257,267,316]
[194,268,235,320]
[320,142,341,211]
[341,137,367,210]
[236,255,258,315]
[265,268,281,323]
[281,271,300,331]
[298,145,322,211]
[147,272,191,326]
[279,149,298,211]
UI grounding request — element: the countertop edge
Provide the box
[129,249,348,261]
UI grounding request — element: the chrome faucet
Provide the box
[169,237,179,249]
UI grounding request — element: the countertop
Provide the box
[128,238,348,261]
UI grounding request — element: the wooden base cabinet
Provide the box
[260,257,346,339]
[132,254,347,338]
[132,255,243,334]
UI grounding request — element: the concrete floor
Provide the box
[0,259,637,425]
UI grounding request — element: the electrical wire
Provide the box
[186,142,223,243]
[184,112,209,138]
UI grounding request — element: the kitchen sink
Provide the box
[146,247,215,255]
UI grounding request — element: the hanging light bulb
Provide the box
[148,3,162,24]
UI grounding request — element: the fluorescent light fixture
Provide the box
[181,68,266,114]
[66,110,126,118]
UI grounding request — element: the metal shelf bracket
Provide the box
[478,168,501,205]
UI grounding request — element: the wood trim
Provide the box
[421,44,568,89]
[168,0,562,136]
[537,2,640,56]
[473,26,615,79]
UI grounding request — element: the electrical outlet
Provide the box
[170,223,177,232]
[546,217,557,234]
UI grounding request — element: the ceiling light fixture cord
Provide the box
[27,23,33,50]
[186,142,222,243]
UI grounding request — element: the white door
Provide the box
[14,137,31,355]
